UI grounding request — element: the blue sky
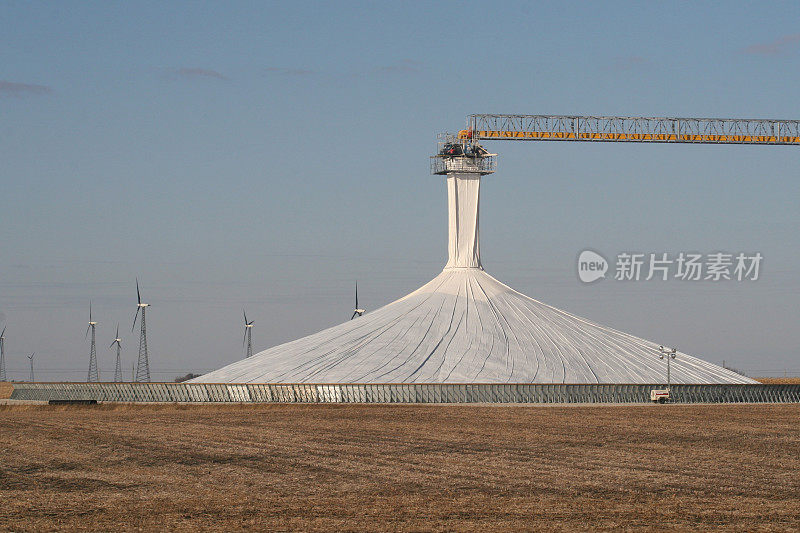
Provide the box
[1,1,799,380]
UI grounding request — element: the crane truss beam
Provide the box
[461,114,800,145]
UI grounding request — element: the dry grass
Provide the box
[0,382,13,399]
[0,404,798,531]
[755,377,800,384]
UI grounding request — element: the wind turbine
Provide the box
[110,324,123,382]
[85,302,99,382]
[351,281,365,320]
[27,353,34,382]
[243,310,254,358]
[0,327,6,382]
[132,279,151,382]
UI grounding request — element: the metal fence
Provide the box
[9,382,800,404]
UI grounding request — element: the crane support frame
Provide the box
[460,114,800,145]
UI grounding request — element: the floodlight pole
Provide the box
[659,345,677,390]
[667,352,671,387]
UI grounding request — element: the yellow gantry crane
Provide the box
[456,114,800,145]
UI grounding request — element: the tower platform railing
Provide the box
[431,155,496,175]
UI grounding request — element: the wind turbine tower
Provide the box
[86,302,99,382]
[0,327,6,382]
[110,324,123,382]
[28,353,34,382]
[351,281,365,320]
[243,310,254,358]
[132,279,151,382]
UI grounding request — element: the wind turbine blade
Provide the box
[136,278,141,305]
[116,324,119,338]
[1,326,5,337]
[86,325,90,339]
[110,340,116,349]
[89,301,92,322]
[355,281,358,308]
[351,311,358,320]
[132,306,140,332]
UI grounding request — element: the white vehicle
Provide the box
[651,389,671,403]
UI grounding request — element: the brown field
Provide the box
[0,404,798,531]
[756,377,800,384]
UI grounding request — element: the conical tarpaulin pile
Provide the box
[193,171,754,384]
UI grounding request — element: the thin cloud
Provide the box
[265,67,316,76]
[612,56,648,71]
[742,34,800,55]
[171,68,228,80]
[263,61,421,79]
[0,80,53,97]
[376,59,421,74]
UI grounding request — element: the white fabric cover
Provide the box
[193,172,755,385]
[445,173,481,269]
